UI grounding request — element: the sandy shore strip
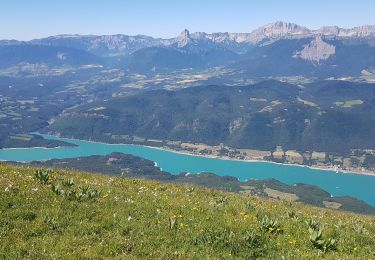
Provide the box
[144,145,375,177]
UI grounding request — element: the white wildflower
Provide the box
[4,184,12,192]
[125,197,134,203]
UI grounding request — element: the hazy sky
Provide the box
[1,0,375,40]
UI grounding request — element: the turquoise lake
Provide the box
[1,134,375,206]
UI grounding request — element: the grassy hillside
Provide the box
[27,152,375,216]
[1,164,374,259]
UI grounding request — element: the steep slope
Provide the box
[232,37,375,77]
[232,38,316,77]
[1,164,374,258]
[47,80,375,154]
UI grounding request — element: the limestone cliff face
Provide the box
[317,25,375,38]
[177,29,192,48]
[294,37,336,63]
[245,21,311,43]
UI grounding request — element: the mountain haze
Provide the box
[1,22,374,78]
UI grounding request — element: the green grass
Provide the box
[1,164,374,259]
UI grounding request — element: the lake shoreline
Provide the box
[144,145,375,177]
[4,133,375,178]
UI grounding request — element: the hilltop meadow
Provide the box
[1,164,374,259]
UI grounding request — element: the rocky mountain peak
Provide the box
[340,25,375,37]
[317,26,341,36]
[245,21,311,44]
[315,25,375,38]
[177,29,192,47]
[256,21,310,36]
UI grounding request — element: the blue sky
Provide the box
[1,0,375,40]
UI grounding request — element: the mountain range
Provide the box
[1,21,375,78]
[11,21,375,55]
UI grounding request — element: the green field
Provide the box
[1,164,374,259]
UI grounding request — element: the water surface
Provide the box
[1,134,374,206]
